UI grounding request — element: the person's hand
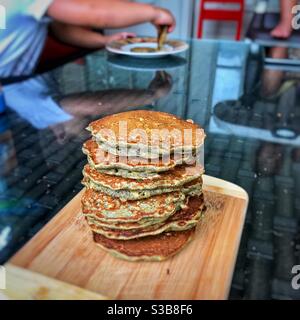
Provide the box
[152,7,176,32]
[105,32,136,44]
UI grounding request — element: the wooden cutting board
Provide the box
[9,175,248,300]
[1,264,107,300]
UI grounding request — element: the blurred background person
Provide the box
[0,0,175,78]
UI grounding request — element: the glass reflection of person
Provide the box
[4,71,172,143]
[262,0,299,95]
[261,47,288,98]
[53,71,173,143]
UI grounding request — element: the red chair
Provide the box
[197,0,244,40]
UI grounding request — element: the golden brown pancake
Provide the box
[81,188,186,224]
[82,175,203,201]
[88,196,205,240]
[108,38,186,51]
[95,167,161,180]
[82,164,203,191]
[93,228,195,261]
[82,139,199,172]
[86,110,205,156]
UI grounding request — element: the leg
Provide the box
[271,0,297,39]
[261,47,288,97]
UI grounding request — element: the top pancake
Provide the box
[87,110,205,156]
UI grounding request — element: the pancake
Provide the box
[86,194,202,231]
[97,167,160,180]
[81,111,206,261]
[130,47,157,53]
[93,228,195,261]
[96,139,204,161]
[88,196,205,240]
[82,163,203,191]
[86,110,205,158]
[118,37,159,45]
[81,188,187,224]
[82,173,203,201]
[83,139,199,172]
[82,175,203,201]
[122,37,158,44]
[87,214,169,230]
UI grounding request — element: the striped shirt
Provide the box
[0,0,53,78]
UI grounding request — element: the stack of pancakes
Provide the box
[81,110,206,261]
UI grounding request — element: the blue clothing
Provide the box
[0,0,53,77]
[3,75,73,128]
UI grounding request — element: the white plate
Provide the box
[107,55,187,71]
[106,37,189,59]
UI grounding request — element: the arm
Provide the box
[47,0,175,32]
[50,22,135,48]
[59,71,172,118]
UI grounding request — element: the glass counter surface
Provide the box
[1,39,300,299]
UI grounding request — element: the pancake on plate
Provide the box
[130,47,157,53]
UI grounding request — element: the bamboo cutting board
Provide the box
[9,175,248,300]
[1,264,107,300]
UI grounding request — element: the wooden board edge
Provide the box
[223,199,248,299]
[203,175,249,202]
[0,264,108,300]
